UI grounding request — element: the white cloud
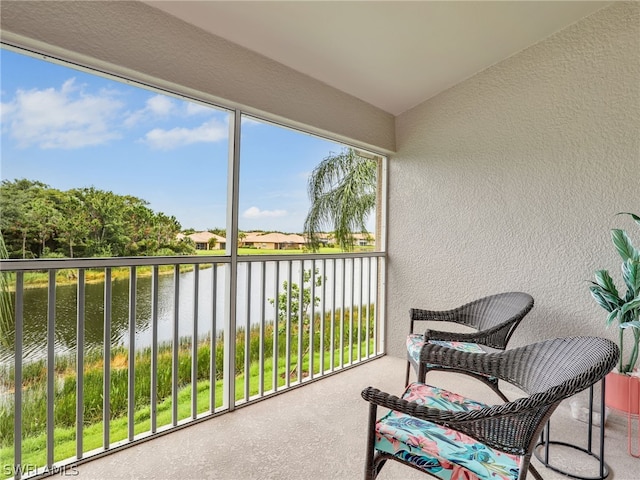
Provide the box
[147,95,174,116]
[243,206,287,218]
[124,94,175,127]
[142,118,228,150]
[2,78,123,149]
[185,102,212,116]
[2,79,228,151]
[0,101,16,126]
[126,96,219,126]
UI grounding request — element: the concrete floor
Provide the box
[67,356,637,480]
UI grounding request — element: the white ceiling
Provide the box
[145,1,609,116]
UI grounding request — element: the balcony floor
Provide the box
[69,356,636,480]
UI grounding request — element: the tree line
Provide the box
[0,149,378,259]
[0,179,195,259]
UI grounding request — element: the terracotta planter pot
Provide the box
[605,371,640,415]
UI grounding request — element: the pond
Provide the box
[0,258,375,365]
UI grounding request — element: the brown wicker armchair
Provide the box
[406,292,534,400]
[363,336,619,480]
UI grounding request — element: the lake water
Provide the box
[0,258,376,365]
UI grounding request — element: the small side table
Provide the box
[604,374,640,457]
[533,380,609,480]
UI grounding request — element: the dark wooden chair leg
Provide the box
[364,402,379,480]
[405,360,411,386]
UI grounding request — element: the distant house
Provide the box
[306,232,374,247]
[314,232,333,246]
[351,232,375,247]
[181,231,227,250]
[243,232,307,250]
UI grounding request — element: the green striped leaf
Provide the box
[622,259,640,295]
[612,229,637,261]
[606,309,620,326]
[594,269,619,296]
[590,285,619,312]
[620,296,640,317]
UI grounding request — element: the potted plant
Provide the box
[590,212,640,414]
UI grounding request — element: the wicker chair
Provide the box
[363,336,619,480]
[406,292,534,400]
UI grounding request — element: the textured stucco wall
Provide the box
[387,2,639,358]
[0,1,395,153]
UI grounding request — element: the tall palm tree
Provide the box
[304,148,377,251]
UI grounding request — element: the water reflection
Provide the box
[0,267,227,364]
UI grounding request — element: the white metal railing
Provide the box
[0,252,385,479]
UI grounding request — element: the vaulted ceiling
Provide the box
[145,1,609,115]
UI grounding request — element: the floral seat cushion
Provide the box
[407,335,487,362]
[406,335,497,381]
[375,383,522,480]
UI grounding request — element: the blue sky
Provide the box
[0,48,349,233]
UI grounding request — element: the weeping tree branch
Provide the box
[304,148,377,252]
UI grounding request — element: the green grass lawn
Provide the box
[0,342,373,478]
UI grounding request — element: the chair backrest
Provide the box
[457,291,534,333]
[495,336,619,398]
[427,336,619,456]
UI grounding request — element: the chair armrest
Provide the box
[418,342,505,377]
[362,386,488,423]
[410,306,463,324]
[424,319,515,349]
[424,328,489,343]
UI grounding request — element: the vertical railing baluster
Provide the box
[349,258,355,364]
[319,259,326,376]
[340,259,345,368]
[210,264,217,413]
[259,262,266,396]
[358,257,363,361]
[103,268,112,449]
[297,261,303,384]
[374,258,380,355]
[285,261,292,387]
[151,265,159,431]
[47,270,56,468]
[330,259,335,372]
[310,259,315,379]
[192,265,199,419]
[76,269,85,459]
[14,272,23,480]
[365,257,371,358]
[273,262,279,392]
[128,267,136,441]
[172,265,179,425]
[244,262,251,401]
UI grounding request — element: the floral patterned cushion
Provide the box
[406,335,498,382]
[375,383,522,480]
[406,335,487,364]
